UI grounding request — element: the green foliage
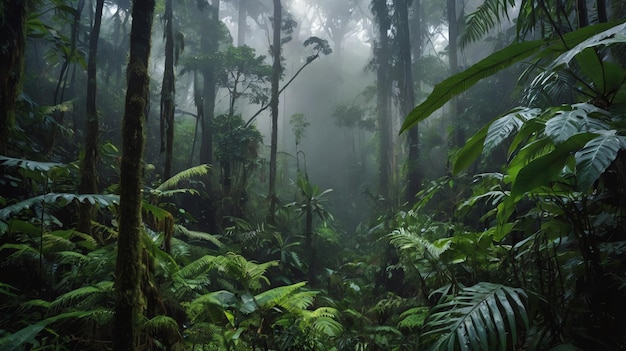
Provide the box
[420,283,529,351]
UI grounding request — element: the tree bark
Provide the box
[447,0,463,148]
[199,0,220,165]
[161,0,176,179]
[372,0,393,203]
[113,0,155,349]
[0,0,27,155]
[268,0,282,221]
[396,0,420,202]
[77,0,105,235]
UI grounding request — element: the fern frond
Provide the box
[141,315,181,340]
[389,228,452,259]
[49,281,114,313]
[174,224,223,247]
[254,282,306,310]
[156,164,210,191]
[398,306,429,330]
[460,0,516,49]
[174,254,217,280]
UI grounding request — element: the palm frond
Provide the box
[460,0,516,49]
[156,164,210,191]
[420,282,530,351]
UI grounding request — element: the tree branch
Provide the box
[245,51,321,127]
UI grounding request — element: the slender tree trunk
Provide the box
[199,0,220,165]
[597,0,607,22]
[113,0,155,349]
[161,0,176,179]
[268,0,282,221]
[0,0,27,155]
[77,0,105,235]
[373,0,393,203]
[577,0,589,27]
[396,0,419,202]
[237,0,247,46]
[447,0,463,148]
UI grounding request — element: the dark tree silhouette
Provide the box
[113,0,155,349]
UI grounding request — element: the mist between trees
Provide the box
[1,0,626,349]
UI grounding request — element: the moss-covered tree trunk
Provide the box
[268,0,282,221]
[77,0,105,235]
[161,0,175,180]
[0,0,27,155]
[113,0,155,349]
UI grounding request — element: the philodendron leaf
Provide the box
[575,133,626,191]
[511,133,596,200]
[484,107,542,155]
[544,104,610,144]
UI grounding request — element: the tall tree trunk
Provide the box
[113,0,155,349]
[77,0,105,235]
[199,0,220,165]
[268,0,282,221]
[372,0,393,204]
[161,0,176,179]
[0,0,27,155]
[577,0,589,27]
[447,0,463,148]
[237,0,247,46]
[597,0,607,22]
[396,0,419,201]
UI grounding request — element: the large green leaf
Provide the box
[484,107,542,154]
[420,282,529,351]
[401,21,625,133]
[451,123,490,175]
[511,133,595,200]
[544,104,610,144]
[401,40,545,132]
[575,134,626,191]
[548,22,626,69]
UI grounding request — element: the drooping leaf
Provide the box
[401,39,546,132]
[548,22,626,69]
[156,164,210,191]
[575,134,626,190]
[0,194,119,220]
[402,21,625,133]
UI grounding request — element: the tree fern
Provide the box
[254,282,307,310]
[420,282,530,351]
